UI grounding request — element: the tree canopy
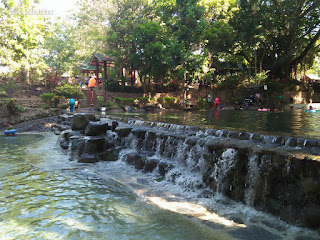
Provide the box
[0,0,319,87]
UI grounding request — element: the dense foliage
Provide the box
[53,84,85,99]
[0,0,319,89]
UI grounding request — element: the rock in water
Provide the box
[71,113,97,131]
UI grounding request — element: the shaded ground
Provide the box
[0,116,58,133]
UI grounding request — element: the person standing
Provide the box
[75,99,79,112]
[85,77,89,87]
[88,75,97,90]
[69,97,75,113]
[214,97,219,108]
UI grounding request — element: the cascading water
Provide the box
[245,155,259,205]
[212,148,237,193]
[53,115,320,239]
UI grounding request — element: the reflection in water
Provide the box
[107,110,320,139]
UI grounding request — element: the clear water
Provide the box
[0,133,222,240]
[106,110,320,139]
[1,133,319,240]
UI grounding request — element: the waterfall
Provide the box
[244,155,259,205]
[61,115,320,229]
[212,149,237,193]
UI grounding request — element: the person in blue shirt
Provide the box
[69,98,75,113]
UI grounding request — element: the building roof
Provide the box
[77,54,115,72]
[77,64,96,71]
[89,53,115,66]
[77,61,97,71]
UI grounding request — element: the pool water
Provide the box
[106,110,320,139]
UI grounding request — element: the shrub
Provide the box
[43,104,50,109]
[197,98,210,109]
[53,84,84,98]
[0,90,8,98]
[106,101,116,109]
[40,93,56,104]
[114,97,122,104]
[40,93,64,107]
[6,98,24,115]
[51,95,63,107]
[122,98,135,105]
[150,97,156,103]
[59,103,69,109]
[256,71,269,83]
[137,97,149,104]
[164,97,177,104]
[218,74,242,89]
[158,97,165,105]
[107,81,144,93]
[97,96,106,107]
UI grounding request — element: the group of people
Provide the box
[207,94,223,109]
[68,75,98,89]
[69,98,79,113]
[84,75,98,89]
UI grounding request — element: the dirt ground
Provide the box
[0,116,58,132]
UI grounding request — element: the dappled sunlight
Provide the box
[0,220,33,236]
[147,196,246,228]
[55,217,93,231]
[0,219,66,240]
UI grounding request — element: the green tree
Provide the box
[106,0,152,85]
[0,0,50,83]
[231,0,320,79]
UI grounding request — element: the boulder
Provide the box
[78,154,98,163]
[67,131,82,141]
[304,205,320,228]
[85,137,106,154]
[54,129,61,135]
[98,149,119,162]
[59,138,69,150]
[56,124,70,132]
[71,113,97,131]
[300,177,320,193]
[85,121,109,136]
[60,129,72,141]
[185,137,199,146]
[134,155,145,170]
[158,162,173,176]
[112,121,118,131]
[131,128,147,138]
[70,136,86,154]
[125,152,141,165]
[58,114,73,124]
[144,158,160,172]
[115,127,133,137]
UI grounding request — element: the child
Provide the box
[75,99,79,112]
[7,123,13,130]
[7,123,14,136]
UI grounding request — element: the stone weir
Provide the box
[56,113,320,229]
